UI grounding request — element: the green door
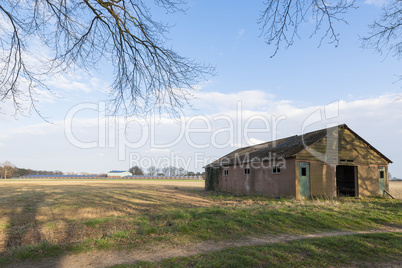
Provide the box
[378,167,386,195]
[299,162,310,198]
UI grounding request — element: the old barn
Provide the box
[205,124,392,198]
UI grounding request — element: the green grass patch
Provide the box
[83,217,112,227]
[112,230,132,239]
[0,242,63,265]
[114,232,402,267]
[65,242,92,254]
[205,191,283,201]
[44,222,58,230]
[76,197,401,249]
[1,193,401,264]
[0,224,10,231]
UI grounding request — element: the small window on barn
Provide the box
[244,168,250,175]
[224,170,229,176]
[301,167,307,177]
[379,169,385,179]
[272,165,281,174]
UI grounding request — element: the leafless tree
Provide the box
[147,166,157,176]
[260,0,402,61]
[363,1,402,60]
[259,0,356,57]
[0,0,214,117]
[162,165,179,176]
[177,167,187,175]
[161,166,171,176]
[0,161,15,179]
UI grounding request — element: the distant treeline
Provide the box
[1,164,65,178]
[1,161,204,179]
[0,161,104,179]
[13,168,64,177]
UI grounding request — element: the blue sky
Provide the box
[1,0,401,177]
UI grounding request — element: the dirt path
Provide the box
[9,227,402,268]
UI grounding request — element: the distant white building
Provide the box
[107,170,132,177]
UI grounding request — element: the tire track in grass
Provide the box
[8,227,402,268]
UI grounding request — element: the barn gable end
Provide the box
[205,124,392,198]
[295,126,391,165]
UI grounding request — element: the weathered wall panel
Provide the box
[358,165,380,196]
[296,127,389,197]
[306,160,337,197]
[211,126,390,198]
[220,158,296,197]
[296,128,388,166]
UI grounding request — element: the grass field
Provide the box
[390,181,402,199]
[115,233,402,268]
[0,179,401,266]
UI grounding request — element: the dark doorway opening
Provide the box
[336,165,357,197]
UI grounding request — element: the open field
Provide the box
[0,179,401,267]
[390,181,402,199]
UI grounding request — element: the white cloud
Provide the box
[194,90,275,112]
[248,138,265,145]
[1,122,62,140]
[1,90,401,176]
[364,0,387,7]
[47,73,108,94]
[0,73,58,119]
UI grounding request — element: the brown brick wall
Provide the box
[215,127,390,198]
[219,158,296,197]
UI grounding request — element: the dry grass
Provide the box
[389,181,402,199]
[0,179,207,251]
[0,179,400,264]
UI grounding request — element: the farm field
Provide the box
[0,179,401,267]
[390,180,402,199]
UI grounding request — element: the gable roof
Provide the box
[205,124,392,167]
[342,125,392,164]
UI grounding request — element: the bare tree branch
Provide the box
[363,0,402,60]
[259,0,356,57]
[0,0,214,117]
